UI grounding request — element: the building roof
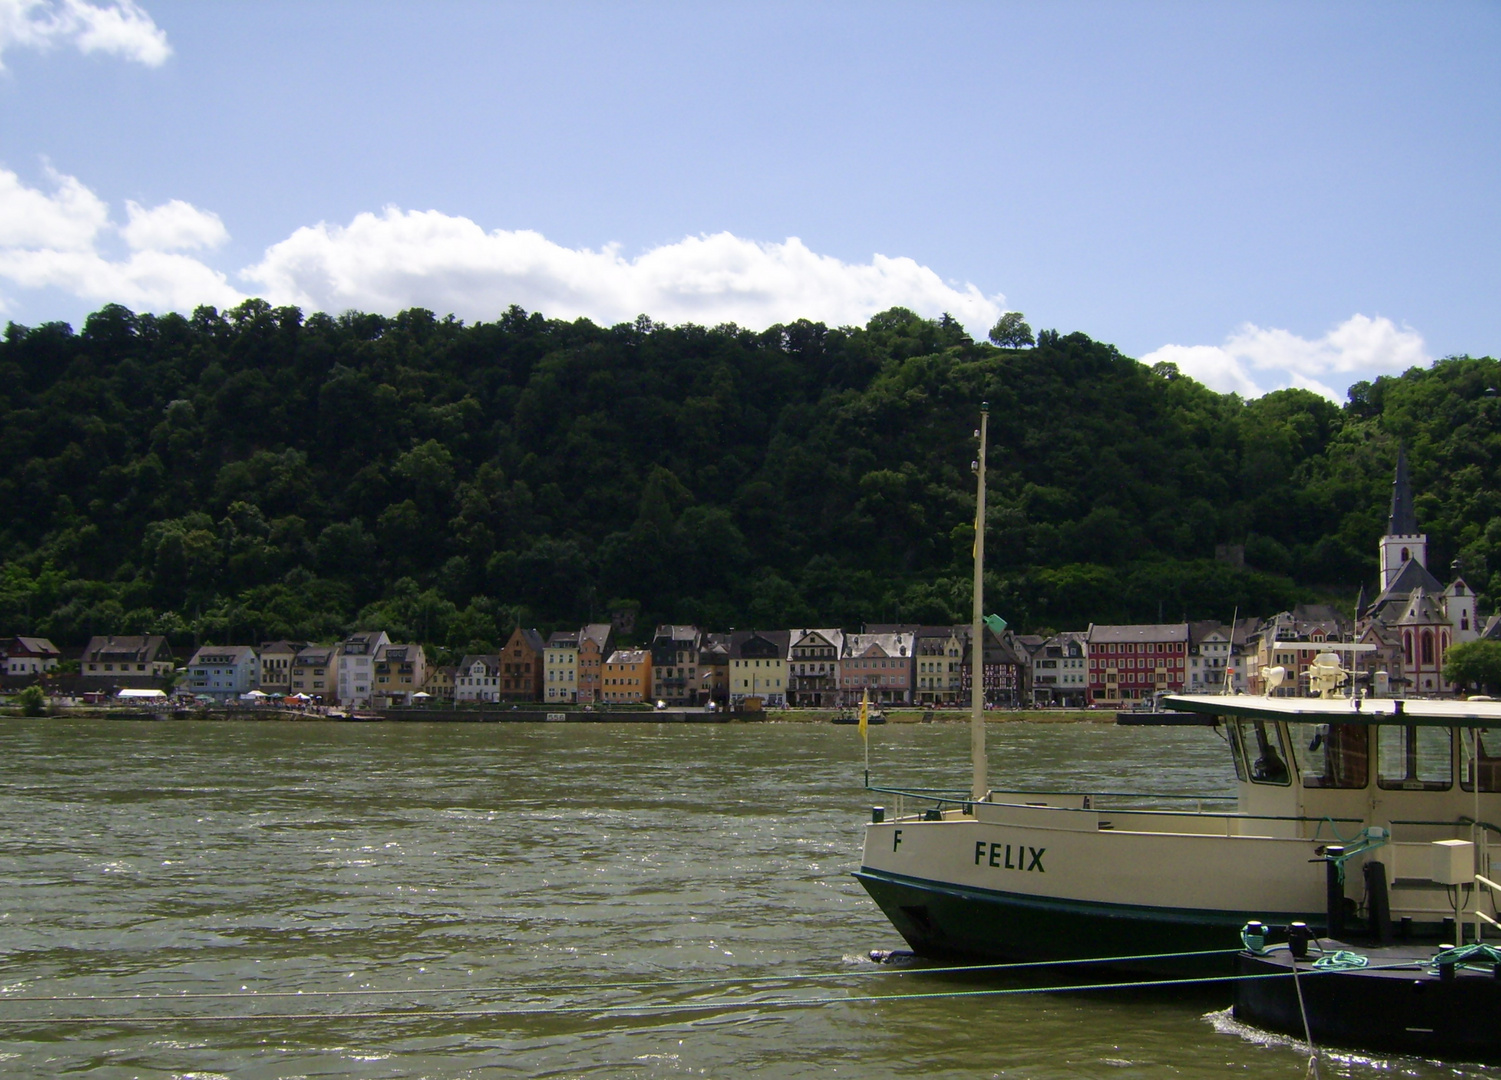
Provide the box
[729,630,792,659]
[580,623,613,649]
[606,649,649,665]
[293,645,335,665]
[1395,586,1449,628]
[652,624,700,643]
[188,645,257,666]
[840,632,913,660]
[458,654,500,675]
[375,644,421,663]
[546,630,580,647]
[84,635,172,664]
[8,636,60,657]
[508,628,547,653]
[1086,623,1189,644]
[258,640,304,654]
[791,628,844,650]
[1366,557,1445,621]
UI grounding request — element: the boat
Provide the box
[1233,931,1501,1062]
[852,403,1501,973]
[832,709,885,725]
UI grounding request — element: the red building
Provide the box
[1086,623,1189,706]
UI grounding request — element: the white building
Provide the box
[336,630,390,708]
[455,654,500,703]
[1030,631,1088,706]
[4,636,61,676]
[186,645,261,700]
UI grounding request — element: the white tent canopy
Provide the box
[117,688,167,700]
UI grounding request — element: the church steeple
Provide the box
[1388,444,1418,536]
[1379,443,1426,590]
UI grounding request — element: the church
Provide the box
[1355,446,1481,695]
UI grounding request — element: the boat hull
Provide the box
[855,866,1303,975]
[855,805,1341,973]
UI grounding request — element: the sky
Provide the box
[0,1,1497,401]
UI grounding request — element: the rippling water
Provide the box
[0,716,1492,1078]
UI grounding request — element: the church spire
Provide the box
[1387,443,1418,536]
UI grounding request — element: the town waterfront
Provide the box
[0,717,1491,1079]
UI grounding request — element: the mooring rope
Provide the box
[0,947,1241,1004]
[0,962,1434,1028]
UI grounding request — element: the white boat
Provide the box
[854,405,1501,971]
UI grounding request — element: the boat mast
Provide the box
[972,403,989,801]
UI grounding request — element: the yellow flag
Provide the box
[859,687,869,739]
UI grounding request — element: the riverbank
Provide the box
[0,703,1108,724]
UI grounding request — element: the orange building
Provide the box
[577,623,613,702]
[602,648,651,703]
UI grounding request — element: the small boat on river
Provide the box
[853,404,1501,974]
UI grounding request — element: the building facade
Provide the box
[3,636,61,677]
[81,635,174,687]
[455,655,500,702]
[788,628,843,707]
[1085,623,1188,706]
[185,645,260,699]
[730,630,790,708]
[373,643,426,706]
[602,649,651,703]
[336,630,390,708]
[290,645,335,701]
[545,630,580,703]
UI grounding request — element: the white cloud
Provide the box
[242,207,1004,333]
[1142,315,1431,401]
[0,0,169,68]
[0,164,107,249]
[0,168,1004,332]
[122,198,228,251]
[0,166,240,310]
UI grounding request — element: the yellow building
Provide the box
[545,630,580,703]
[602,648,651,703]
[729,630,789,707]
[373,643,427,706]
[289,645,335,701]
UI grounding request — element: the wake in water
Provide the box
[1204,1007,1481,1077]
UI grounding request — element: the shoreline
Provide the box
[1,705,1109,725]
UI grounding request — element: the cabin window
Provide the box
[1460,729,1501,792]
[1292,723,1369,788]
[1225,720,1249,782]
[1377,725,1452,790]
[1235,719,1290,785]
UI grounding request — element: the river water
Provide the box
[0,716,1492,1079]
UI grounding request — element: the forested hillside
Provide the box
[0,300,1496,653]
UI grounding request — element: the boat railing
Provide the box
[868,783,1243,820]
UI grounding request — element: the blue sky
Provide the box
[0,1,1497,399]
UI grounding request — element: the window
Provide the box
[1235,719,1291,785]
[1378,725,1451,790]
[1461,729,1501,792]
[1293,723,1368,788]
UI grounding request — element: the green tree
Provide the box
[16,684,46,716]
[988,312,1035,348]
[1444,640,1501,695]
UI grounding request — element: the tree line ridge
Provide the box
[0,299,1497,655]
